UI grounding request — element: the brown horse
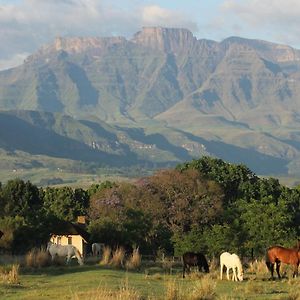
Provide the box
[266,241,300,279]
[182,252,209,278]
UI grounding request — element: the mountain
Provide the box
[1,27,300,177]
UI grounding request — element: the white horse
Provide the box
[47,242,84,265]
[91,243,103,257]
[220,252,243,281]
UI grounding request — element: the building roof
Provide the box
[50,221,90,243]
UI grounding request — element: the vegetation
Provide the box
[0,156,299,258]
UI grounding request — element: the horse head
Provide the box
[238,270,244,281]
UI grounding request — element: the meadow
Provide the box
[0,258,299,300]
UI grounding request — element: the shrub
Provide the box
[125,247,141,270]
[25,248,50,268]
[286,280,300,300]
[161,256,175,274]
[164,279,183,300]
[189,274,216,300]
[247,259,268,277]
[0,264,20,285]
[99,246,111,266]
[110,247,125,268]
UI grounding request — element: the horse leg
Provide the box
[183,264,186,278]
[275,261,281,279]
[66,255,71,265]
[268,262,275,279]
[292,264,298,278]
[232,267,237,281]
[226,267,230,280]
[187,265,191,275]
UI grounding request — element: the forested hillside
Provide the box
[1,157,299,257]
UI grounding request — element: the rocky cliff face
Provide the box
[2,26,300,124]
[131,27,197,53]
[2,27,300,174]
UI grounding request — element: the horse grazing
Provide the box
[47,242,83,265]
[266,244,300,279]
[91,243,103,257]
[182,252,209,278]
[220,252,243,281]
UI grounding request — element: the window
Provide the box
[68,236,72,245]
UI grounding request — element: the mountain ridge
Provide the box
[1,27,300,175]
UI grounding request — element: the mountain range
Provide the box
[1,27,300,177]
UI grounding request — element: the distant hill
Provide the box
[1,27,300,176]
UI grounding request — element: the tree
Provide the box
[235,197,297,256]
[177,156,258,203]
[144,169,224,234]
[0,179,42,221]
[42,187,88,221]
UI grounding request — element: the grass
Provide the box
[0,262,299,300]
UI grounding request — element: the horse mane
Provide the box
[235,255,243,272]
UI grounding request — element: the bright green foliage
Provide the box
[236,197,296,256]
[0,179,42,220]
[41,186,89,221]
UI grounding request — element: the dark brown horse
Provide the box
[266,241,300,279]
[0,230,3,239]
[182,252,209,278]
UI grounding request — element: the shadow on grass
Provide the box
[21,261,184,279]
[21,264,100,276]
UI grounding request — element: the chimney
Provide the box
[77,216,86,225]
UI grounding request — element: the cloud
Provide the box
[221,0,300,47]
[0,52,29,70]
[0,1,198,70]
[141,5,198,31]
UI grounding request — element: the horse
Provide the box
[91,243,103,257]
[182,252,209,278]
[0,230,3,240]
[47,241,83,265]
[266,243,300,279]
[220,252,244,281]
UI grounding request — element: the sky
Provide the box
[1,0,300,70]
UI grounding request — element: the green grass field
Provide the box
[0,262,299,300]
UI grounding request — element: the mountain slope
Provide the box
[2,28,300,175]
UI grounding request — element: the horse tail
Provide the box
[265,249,272,271]
[74,247,84,265]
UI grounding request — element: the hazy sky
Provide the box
[1,0,300,70]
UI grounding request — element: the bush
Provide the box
[99,246,111,266]
[164,279,184,300]
[110,247,125,268]
[0,264,20,285]
[25,248,50,268]
[189,274,216,300]
[125,247,141,270]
